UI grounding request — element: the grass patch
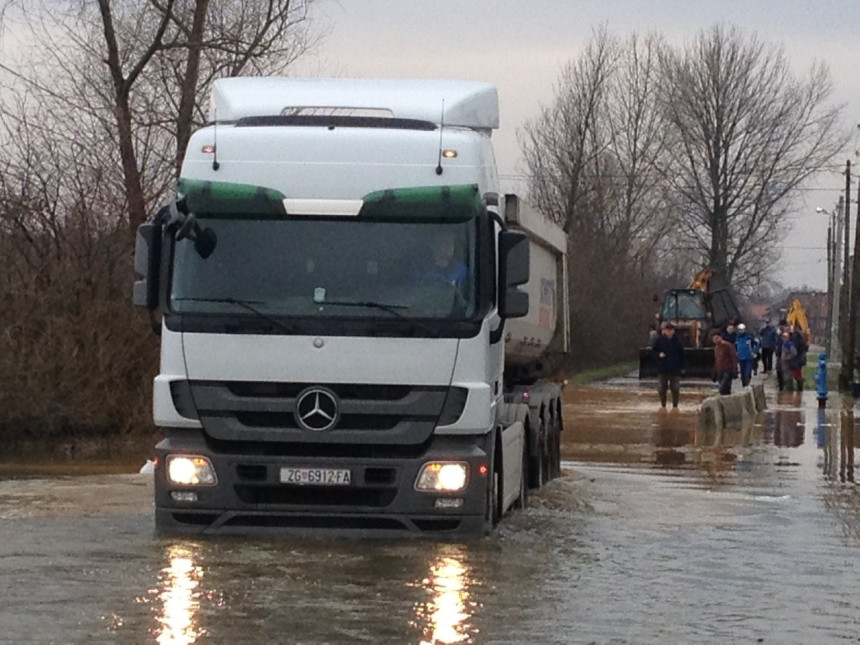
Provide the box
[567,361,638,386]
[800,358,841,391]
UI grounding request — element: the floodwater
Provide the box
[2,373,859,644]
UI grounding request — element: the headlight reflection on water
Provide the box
[411,549,480,645]
[150,544,212,644]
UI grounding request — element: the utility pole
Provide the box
[830,195,844,368]
[849,169,860,392]
[826,219,833,356]
[840,160,852,391]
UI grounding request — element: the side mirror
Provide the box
[498,229,529,318]
[176,213,217,259]
[133,221,162,310]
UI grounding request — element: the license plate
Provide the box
[279,467,351,486]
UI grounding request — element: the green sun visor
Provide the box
[178,178,287,218]
[359,184,481,222]
[177,179,481,221]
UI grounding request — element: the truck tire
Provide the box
[485,434,503,533]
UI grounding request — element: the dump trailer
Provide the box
[133,77,570,537]
[638,269,741,378]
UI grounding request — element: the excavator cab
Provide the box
[660,289,709,348]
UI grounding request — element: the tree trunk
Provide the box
[175,0,212,176]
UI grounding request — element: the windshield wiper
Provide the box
[173,297,297,334]
[323,299,440,337]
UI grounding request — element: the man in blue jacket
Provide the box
[652,321,685,409]
[735,323,759,387]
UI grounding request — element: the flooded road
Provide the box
[2,373,859,644]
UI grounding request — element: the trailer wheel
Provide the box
[528,419,544,490]
[513,440,528,510]
[550,417,561,479]
[550,402,563,478]
[540,416,551,484]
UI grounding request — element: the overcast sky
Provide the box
[294,0,860,291]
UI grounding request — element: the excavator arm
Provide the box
[687,268,714,291]
[786,299,811,345]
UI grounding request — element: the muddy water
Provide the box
[1,374,859,643]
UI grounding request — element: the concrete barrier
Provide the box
[750,383,766,412]
[698,383,767,431]
[698,397,724,432]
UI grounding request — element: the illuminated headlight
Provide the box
[166,455,217,486]
[415,462,468,492]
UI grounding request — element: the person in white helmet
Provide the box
[734,323,758,387]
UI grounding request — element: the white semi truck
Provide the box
[133,77,569,536]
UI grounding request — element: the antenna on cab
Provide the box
[212,107,221,171]
[435,99,445,175]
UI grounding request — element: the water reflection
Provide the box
[410,545,478,645]
[817,407,837,480]
[652,410,691,465]
[152,543,208,644]
[772,409,804,448]
[840,397,855,483]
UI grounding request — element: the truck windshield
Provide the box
[170,218,477,320]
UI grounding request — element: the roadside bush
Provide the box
[0,216,157,444]
[563,243,659,372]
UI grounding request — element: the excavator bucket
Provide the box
[638,346,714,379]
[682,347,715,379]
[638,347,658,378]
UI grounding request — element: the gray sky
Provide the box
[295,0,860,291]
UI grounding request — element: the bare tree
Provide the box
[519,26,617,235]
[519,29,676,365]
[603,32,678,269]
[520,29,679,271]
[659,24,848,291]
[1,0,320,234]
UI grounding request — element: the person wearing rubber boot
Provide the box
[653,321,685,409]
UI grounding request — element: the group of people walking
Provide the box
[651,317,809,409]
[756,319,809,392]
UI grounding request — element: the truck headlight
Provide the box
[166,455,217,486]
[415,462,468,492]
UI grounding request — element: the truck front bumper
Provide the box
[152,432,493,537]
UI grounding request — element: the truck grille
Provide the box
[178,381,465,446]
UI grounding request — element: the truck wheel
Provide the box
[485,438,503,533]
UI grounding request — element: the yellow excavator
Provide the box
[638,268,742,378]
